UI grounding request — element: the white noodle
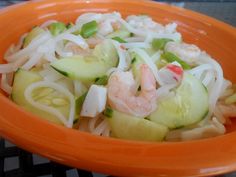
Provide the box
[0,56,28,73]
[156,84,176,100]
[55,41,73,58]
[125,37,145,42]
[55,33,88,50]
[118,19,147,36]
[151,51,161,63]
[40,20,58,28]
[15,33,28,51]
[24,81,75,128]
[21,52,43,70]
[1,73,12,94]
[74,80,87,97]
[188,64,212,76]
[202,71,214,87]
[130,48,164,86]
[201,54,224,115]
[122,42,150,49]
[92,119,109,135]
[88,116,99,132]
[111,40,128,71]
[39,67,63,82]
[5,32,51,62]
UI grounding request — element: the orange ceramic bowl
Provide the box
[0,0,236,177]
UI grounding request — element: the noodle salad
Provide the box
[1,12,236,141]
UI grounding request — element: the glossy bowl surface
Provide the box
[0,0,236,177]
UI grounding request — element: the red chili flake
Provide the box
[166,64,183,76]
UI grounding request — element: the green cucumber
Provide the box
[149,73,209,129]
[107,110,168,141]
[48,22,67,36]
[12,69,77,125]
[51,40,118,82]
[107,28,131,39]
[23,27,44,48]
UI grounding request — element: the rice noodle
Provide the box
[151,51,161,63]
[40,20,58,28]
[55,33,88,50]
[74,80,87,97]
[21,52,43,70]
[24,81,75,128]
[122,42,150,49]
[5,32,51,62]
[39,67,63,82]
[125,37,145,42]
[112,40,128,71]
[1,73,12,94]
[130,48,164,86]
[200,53,224,116]
[0,12,235,142]
[156,84,176,100]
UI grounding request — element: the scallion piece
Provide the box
[104,107,113,118]
[75,92,88,116]
[152,38,173,50]
[162,52,191,70]
[112,36,127,43]
[94,75,108,85]
[81,20,98,38]
[49,22,67,36]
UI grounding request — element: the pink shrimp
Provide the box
[107,64,157,117]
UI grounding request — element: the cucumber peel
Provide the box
[149,73,209,129]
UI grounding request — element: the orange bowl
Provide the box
[0,0,236,176]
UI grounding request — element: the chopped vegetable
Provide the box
[23,27,44,48]
[49,22,67,36]
[67,22,80,35]
[112,37,127,43]
[81,20,98,38]
[152,38,173,50]
[95,75,108,85]
[104,107,113,118]
[162,52,191,70]
[80,85,107,117]
[76,92,88,115]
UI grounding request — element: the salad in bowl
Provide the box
[0,11,235,142]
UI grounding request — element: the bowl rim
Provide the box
[0,0,236,176]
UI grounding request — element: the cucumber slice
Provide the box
[131,53,144,80]
[12,69,77,125]
[107,110,169,141]
[149,73,209,129]
[51,40,118,82]
[23,27,44,48]
[107,29,131,39]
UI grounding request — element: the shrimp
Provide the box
[165,41,201,65]
[64,42,91,56]
[126,15,165,33]
[86,36,103,48]
[107,64,157,117]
